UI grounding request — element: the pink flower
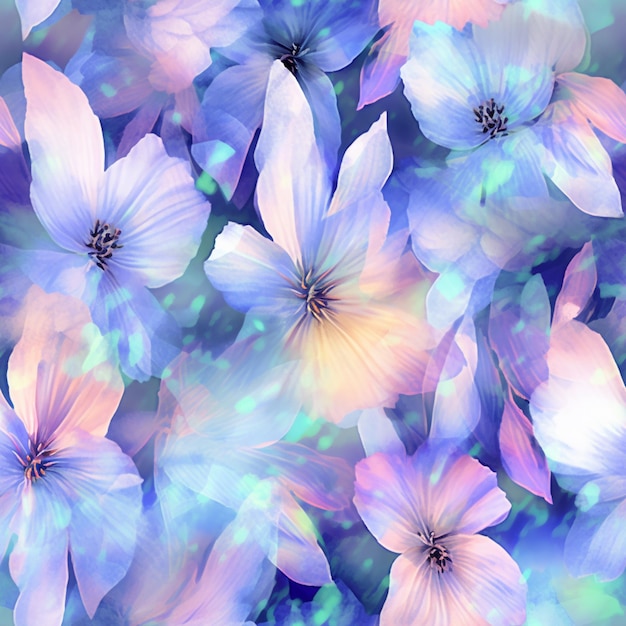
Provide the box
[354,442,527,625]
[0,287,142,626]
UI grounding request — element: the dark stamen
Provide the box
[280,43,302,75]
[86,219,123,270]
[473,97,508,140]
[418,530,452,574]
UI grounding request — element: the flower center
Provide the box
[293,265,338,322]
[418,530,452,574]
[86,219,123,270]
[279,42,303,75]
[473,98,508,140]
[15,439,58,482]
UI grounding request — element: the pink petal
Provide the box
[531,321,626,478]
[553,241,597,329]
[22,53,104,253]
[534,101,623,218]
[499,390,552,503]
[0,96,21,150]
[7,287,123,441]
[558,72,626,144]
[381,535,526,626]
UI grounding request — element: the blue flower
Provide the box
[191,0,377,200]
[401,0,626,217]
[0,287,142,626]
[13,54,211,380]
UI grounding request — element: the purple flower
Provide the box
[15,53,211,380]
[0,287,142,626]
[401,0,626,216]
[354,441,527,625]
[191,0,377,200]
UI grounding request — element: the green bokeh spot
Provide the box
[437,272,464,300]
[100,83,117,98]
[235,396,256,414]
[196,171,218,195]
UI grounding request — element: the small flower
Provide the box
[353,441,527,625]
[0,287,142,626]
[16,53,211,380]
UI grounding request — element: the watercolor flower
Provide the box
[204,62,436,423]
[67,0,256,157]
[63,493,276,626]
[155,341,352,586]
[0,287,142,626]
[358,0,511,108]
[354,441,527,625]
[14,0,64,39]
[16,53,211,380]
[531,243,626,581]
[400,0,626,217]
[191,0,377,200]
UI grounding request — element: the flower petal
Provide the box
[328,113,392,216]
[192,57,271,201]
[22,53,103,253]
[87,268,181,380]
[553,241,596,328]
[499,390,552,503]
[565,497,626,582]
[488,275,551,400]
[204,222,302,316]
[254,61,331,265]
[99,133,211,288]
[557,72,626,144]
[15,0,62,38]
[9,484,71,626]
[60,431,142,618]
[7,286,123,441]
[531,321,626,479]
[430,316,481,440]
[534,101,623,218]
[401,22,484,150]
[381,536,526,626]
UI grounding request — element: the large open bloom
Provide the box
[16,53,211,380]
[204,62,436,423]
[358,0,510,108]
[354,441,527,625]
[531,243,626,581]
[401,0,626,217]
[0,287,142,626]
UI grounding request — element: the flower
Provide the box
[0,287,142,626]
[155,341,352,586]
[353,441,527,625]
[191,0,377,200]
[67,0,255,156]
[358,0,511,108]
[530,242,626,581]
[400,0,626,217]
[16,53,211,380]
[204,62,436,423]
